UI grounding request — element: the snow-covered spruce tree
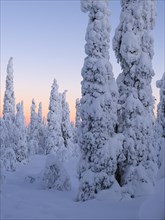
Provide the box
[155,73,165,179]
[74,98,81,144]
[15,101,27,162]
[2,57,17,171]
[78,0,120,201]
[3,57,15,122]
[45,79,65,156]
[37,102,46,154]
[75,98,81,129]
[61,90,73,148]
[3,148,16,172]
[113,0,157,196]
[38,102,42,124]
[28,99,39,155]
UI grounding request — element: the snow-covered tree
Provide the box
[37,102,46,154]
[3,57,15,122]
[3,148,16,172]
[78,0,120,201]
[113,0,157,196]
[74,98,81,144]
[15,101,27,162]
[2,57,17,170]
[38,102,42,124]
[28,99,39,155]
[45,79,64,156]
[61,90,73,148]
[155,73,165,179]
[42,154,71,191]
[75,98,81,129]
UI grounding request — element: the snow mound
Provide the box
[122,164,155,198]
[139,178,165,220]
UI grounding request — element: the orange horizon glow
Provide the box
[24,101,76,126]
[0,98,77,126]
[0,94,159,126]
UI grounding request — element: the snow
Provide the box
[1,0,164,219]
[139,178,165,220]
[1,154,164,219]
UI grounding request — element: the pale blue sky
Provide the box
[1,0,164,122]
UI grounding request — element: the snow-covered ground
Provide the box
[1,155,164,219]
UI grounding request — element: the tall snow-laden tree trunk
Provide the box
[28,99,39,155]
[37,102,46,154]
[61,90,73,149]
[3,57,15,122]
[45,79,65,157]
[78,0,120,201]
[74,98,81,144]
[2,57,17,171]
[113,0,157,196]
[15,101,27,162]
[75,98,81,130]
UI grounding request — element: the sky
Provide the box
[1,0,165,124]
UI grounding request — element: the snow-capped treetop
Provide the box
[61,90,73,148]
[75,98,81,128]
[81,0,110,59]
[15,101,25,129]
[48,79,59,115]
[29,99,38,134]
[62,90,67,103]
[7,57,14,74]
[120,0,156,29]
[113,0,156,72]
[31,99,37,119]
[156,73,165,89]
[45,79,64,155]
[113,0,156,114]
[47,79,61,128]
[3,57,15,122]
[38,102,42,124]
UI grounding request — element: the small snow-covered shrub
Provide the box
[78,169,95,201]
[78,169,115,201]
[42,154,71,191]
[3,148,16,172]
[121,164,155,198]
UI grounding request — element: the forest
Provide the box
[0,0,164,219]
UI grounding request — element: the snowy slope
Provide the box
[1,155,164,219]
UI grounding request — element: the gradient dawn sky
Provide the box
[1,0,165,123]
